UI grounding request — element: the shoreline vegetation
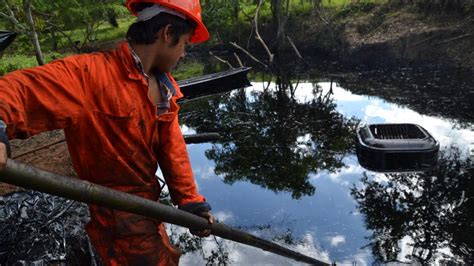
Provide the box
[1,1,473,76]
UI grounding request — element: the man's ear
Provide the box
[163,24,173,44]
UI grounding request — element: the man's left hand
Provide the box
[179,202,214,237]
[190,211,214,237]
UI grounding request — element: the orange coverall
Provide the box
[0,42,206,265]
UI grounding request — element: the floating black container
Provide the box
[356,123,439,172]
[178,67,251,99]
[0,31,17,53]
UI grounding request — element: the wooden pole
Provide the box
[0,159,329,265]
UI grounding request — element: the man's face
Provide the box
[158,30,192,73]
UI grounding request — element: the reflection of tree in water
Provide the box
[167,227,230,265]
[335,68,474,128]
[351,147,473,264]
[181,83,357,199]
[167,220,311,265]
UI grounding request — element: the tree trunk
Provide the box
[23,0,45,65]
[271,0,286,49]
[232,0,240,42]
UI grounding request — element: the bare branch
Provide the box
[233,52,244,68]
[209,51,235,69]
[286,36,304,61]
[407,33,441,48]
[254,0,274,63]
[435,33,472,46]
[230,41,268,68]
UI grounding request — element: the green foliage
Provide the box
[41,1,129,51]
[335,1,383,17]
[201,0,242,43]
[1,0,131,54]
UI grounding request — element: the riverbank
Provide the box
[336,5,473,69]
[208,4,473,71]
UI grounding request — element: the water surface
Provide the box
[175,75,473,265]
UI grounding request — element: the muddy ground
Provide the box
[0,130,75,195]
[281,5,474,70]
[339,6,473,69]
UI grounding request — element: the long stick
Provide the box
[12,133,221,159]
[0,159,329,265]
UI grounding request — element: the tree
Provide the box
[1,0,127,62]
[0,0,45,65]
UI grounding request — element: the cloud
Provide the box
[213,210,234,223]
[339,248,371,266]
[169,225,331,265]
[328,235,346,247]
[364,103,474,158]
[193,165,220,180]
[317,156,365,186]
[180,125,197,135]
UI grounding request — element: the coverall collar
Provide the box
[117,42,143,81]
[127,42,178,97]
[117,42,184,99]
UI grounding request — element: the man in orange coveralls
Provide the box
[0,0,214,265]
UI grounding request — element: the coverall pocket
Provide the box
[91,110,138,161]
[156,111,176,122]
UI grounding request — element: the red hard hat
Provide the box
[126,0,209,43]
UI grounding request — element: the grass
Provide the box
[322,0,388,7]
[173,61,205,81]
[0,53,70,76]
[0,52,70,75]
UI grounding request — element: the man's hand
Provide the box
[190,211,214,237]
[0,120,9,171]
[179,202,214,237]
[0,143,6,171]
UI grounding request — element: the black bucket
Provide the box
[356,123,439,172]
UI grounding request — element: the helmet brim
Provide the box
[190,19,209,43]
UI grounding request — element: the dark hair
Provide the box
[126,3,196,45]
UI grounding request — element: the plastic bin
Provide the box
[356,123,439,172]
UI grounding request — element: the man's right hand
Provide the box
[0,143,7,171]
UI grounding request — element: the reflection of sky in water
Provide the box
[313,82,473,157]
[171,82,473,265]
